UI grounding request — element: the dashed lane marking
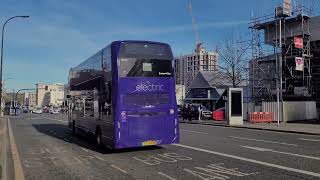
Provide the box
[180,129,209,135]
[94,155,106,161]
[299,138,320,142]
[8,118,25,180]
[110,164,128,174]
[174,143,320,178]
[241,145,320,160]
[157,172,177,180]
[229,136,298,146]
[80,147,89,153]
[43,117,67,123]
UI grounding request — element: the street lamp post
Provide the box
[0,15,29,115]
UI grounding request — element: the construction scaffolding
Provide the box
[249,4,314,103]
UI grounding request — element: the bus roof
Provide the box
[111,40,170,47]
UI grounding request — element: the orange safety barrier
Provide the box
[249,112,273,123]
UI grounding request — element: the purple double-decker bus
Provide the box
[68,40,179,149]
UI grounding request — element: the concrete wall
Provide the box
[262,101,317,122]
[283,101,317,122]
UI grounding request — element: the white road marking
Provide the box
[241,146,320,160]
[8,118,26,180]
[180,129,209,135]
[173,143,320,178]
[299,138,320,142]
[43,117,67,123]
[157,172,177,180]
[94,155,106,161]
[229,136,297,146]
[80,147,89,152]
[110,164,128,174]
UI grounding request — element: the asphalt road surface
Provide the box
[6,113,320,180]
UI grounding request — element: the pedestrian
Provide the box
[187,104,192,121]
[198,105,202,121]
[182,105,186,120]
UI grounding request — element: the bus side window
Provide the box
[99,82,112,116]
[106,82,111,104]
[84,98,94,117]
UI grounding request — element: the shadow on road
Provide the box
[32,123,163,154]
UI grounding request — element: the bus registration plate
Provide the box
[142,140,157,146]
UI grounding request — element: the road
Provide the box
[5,113,320,180]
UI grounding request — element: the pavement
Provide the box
[180,119,320,135]
[0,116,7,180]
[4,113,320,179]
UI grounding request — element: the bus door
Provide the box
[98,82,114,142]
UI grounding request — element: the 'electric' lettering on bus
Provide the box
[68,40,179,149]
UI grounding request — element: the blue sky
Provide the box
[0,0,319,90]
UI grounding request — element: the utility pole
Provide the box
[279,18,283,126]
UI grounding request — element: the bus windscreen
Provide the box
[119,42,173,60]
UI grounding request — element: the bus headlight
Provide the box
[169,109,174,115]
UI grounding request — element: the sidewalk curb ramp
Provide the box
[180,121,320,136]
[0,117,8,180]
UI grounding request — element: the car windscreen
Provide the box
[119,59,173,77]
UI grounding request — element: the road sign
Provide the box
[295,57,304,71]
[294,37,303,49]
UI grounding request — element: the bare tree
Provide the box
[217,35,250,88]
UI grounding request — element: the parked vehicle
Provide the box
[212,107,225,121]
[182,104,212,120]
[200,106,212,119]
[50,107,60,114]
[3,101,21,116]
[42,107,49,113]
[22,106,29,113]
[34,108,43,114]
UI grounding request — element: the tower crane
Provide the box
[188,1,202,53]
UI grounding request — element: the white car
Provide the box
[50,108,60,114]
[33,108,43,114]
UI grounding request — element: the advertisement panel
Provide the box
[295,57,304,71]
